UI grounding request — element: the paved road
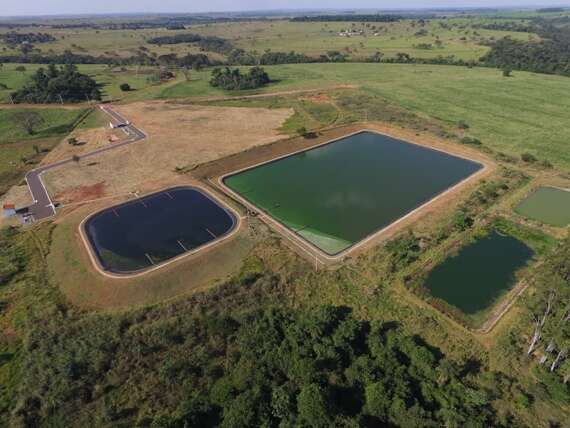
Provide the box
[23,105,146,222]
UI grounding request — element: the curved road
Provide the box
[23,105,147,222]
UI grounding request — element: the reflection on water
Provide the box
[225,131,482,255]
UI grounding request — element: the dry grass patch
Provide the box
[42,102,292,202]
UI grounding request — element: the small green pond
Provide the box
[515,186,570,227]
[423,230,534,315]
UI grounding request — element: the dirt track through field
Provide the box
[179,84,358,103]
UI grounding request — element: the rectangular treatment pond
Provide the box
[82,187,237,276]
[222,131,483,257]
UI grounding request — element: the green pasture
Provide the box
[160,63,570,169]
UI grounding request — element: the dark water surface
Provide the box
[85,187,236,274]
[424,231,534,314]
[224,131,482,255]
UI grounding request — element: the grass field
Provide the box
[0,107,92,196]
[187,18,535,60]
[0,63,170,103]
[4,61,570,171]
[0,18,535,61]
[157,63,570,169]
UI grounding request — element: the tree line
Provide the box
[291,14,402,22]
[147,33,234,55]
[0,32,56,44]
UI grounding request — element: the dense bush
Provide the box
[481,23,570,77]
[210,66,270,90]
[13,297,505,427]
[11,63,101,103]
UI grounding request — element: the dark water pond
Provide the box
[84,187,236,274]
[224,131,482,255]
[423,230,534,315]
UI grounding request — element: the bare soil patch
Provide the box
[41,127,122,164]
[42,102,292,204]
[54,182,106,205]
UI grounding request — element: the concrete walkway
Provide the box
[23,105,146,222]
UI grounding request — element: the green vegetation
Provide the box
[11,64,101,104]
[162,63,570,168]
[210,66,270,90]
[1,10,570,427]
[0,17,535,63]
[0,107,90,195]
[0,213,568,426]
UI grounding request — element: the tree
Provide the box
[15,65,26,74]
[119,83,131,92]
[297,383,331,428]
[13,111,44,135]
[502,67,513,77]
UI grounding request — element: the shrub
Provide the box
[119,83,131,91]
[460,136,482,146]
[521,152,537,163]
[457,120,470,130]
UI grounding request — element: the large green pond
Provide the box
[424,231,534,315]
[515,186,570,227]
[224,131,482,255]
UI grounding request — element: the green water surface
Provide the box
[515,186,570,227]
[224,131,482,255]
[424,230,534,315]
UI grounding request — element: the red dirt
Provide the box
[55,182,106,205]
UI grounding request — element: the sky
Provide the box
[0,0,569,17]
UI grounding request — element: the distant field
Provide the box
[3,61,570,169]
[0,18,536,61]
[157,63,570,169]
[187,18,535,60]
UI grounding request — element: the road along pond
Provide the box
[222,130,483,259]
[82,186,238,276]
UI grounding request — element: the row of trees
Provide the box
[209,66,270,90]
[0,32,55,45]
[291,14,402,22]
[10,63,101,103]
[147,33,234,55]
